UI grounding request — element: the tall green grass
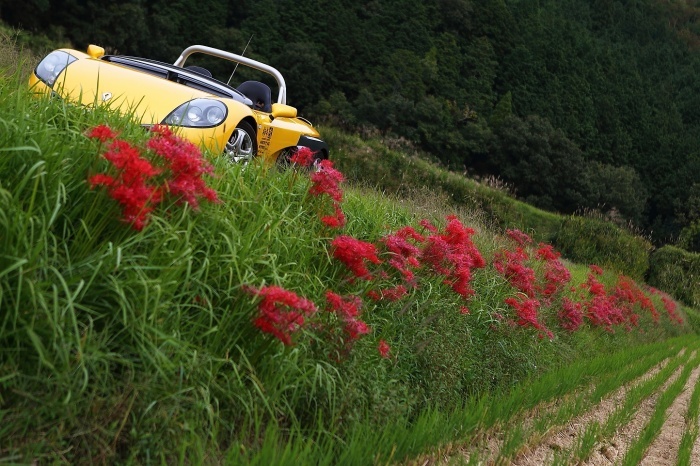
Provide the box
[0,43,697,465]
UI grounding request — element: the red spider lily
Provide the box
[506,228,533,247]
[289,146,316,167]
[245,285,317,346]
[540,256,571,298]
[558,297,583,332]
[325,290,361,319]
[87,124,118,142]
[382,284,408,301]
[367,285,408,302]
[321,203,346,228]
[584,273,607,296]
[460,306,470,315]
[648,287,683,324]
[331,235,381,280]
[536,243,560,262]
[324,291,371,341]
[310,159,345,202]
[88,124,219,230]
[146,125,219,208]
[380,226,425,284]
[102,139,161,178]
[585,294,623,332]
[378,339,391,358]
[88,138,163,230]
[421,215,485,299]
[576,273,663,332]
[613,275,658,323]
[493,247,537,297]
[504,295,552,339]
[345,319,371,340]
[661,295,683,324]
[589,264,604,275]
[419,219,439,234]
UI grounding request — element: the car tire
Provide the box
[276,146,324,171]
[225,121,257,163]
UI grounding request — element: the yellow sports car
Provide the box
[29,44,328,165]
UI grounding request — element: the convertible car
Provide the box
[28,44,329,165]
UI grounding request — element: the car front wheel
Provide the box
[225,121,257,163]
[276,146,324,171]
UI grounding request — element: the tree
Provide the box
[488,114,589,213]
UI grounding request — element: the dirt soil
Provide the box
[410,350,700,466]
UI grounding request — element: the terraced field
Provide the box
[407,337,700,466]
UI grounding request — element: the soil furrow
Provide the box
[441,357,672,465]
[509,360,670,466]
[639,363,700,465]
[690,391,700,464]
[580,364,685,465]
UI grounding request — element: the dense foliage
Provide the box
[5,0,700,246]
[647,245,700,308]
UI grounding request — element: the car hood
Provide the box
[55,58,237,124]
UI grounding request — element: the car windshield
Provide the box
[102,55,251,104]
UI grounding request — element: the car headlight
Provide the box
[163,99,228,127]
[34,51,77,87]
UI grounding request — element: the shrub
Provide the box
[647,245,700,308]
[553,215,652,280]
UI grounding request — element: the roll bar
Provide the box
[174,45,287,105]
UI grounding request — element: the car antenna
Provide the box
[227,34,253,86]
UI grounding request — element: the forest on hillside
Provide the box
[3,0,700,249]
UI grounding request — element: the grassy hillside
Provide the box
[1,38,699,464]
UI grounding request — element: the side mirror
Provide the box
[271,103,297,118]
[87,44,105,58]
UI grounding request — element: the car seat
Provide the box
[185,65,213,78]
[237,80,272,112]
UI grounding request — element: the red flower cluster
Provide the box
[494,247,537,298]
[331,235,381,280]
[87,124,117,142]
[662,294,683,324]
[146,125,218,209]
[309,160,345,202]
[245,285,317,346]
[242,155,684,355]
[649,287,684,324]
[613,276,657,323]
[367,285,408,302]
[289,146,316,167]
[378,339,391,358]
[558,297,583,332]
[88,136,163,231]
[421,216,486,299]
[321,203,346,229]
[505,295,552,339]
[584,273,606,296]
[380,226,425,284]
[327,217,485,307]
[87,124,218,230]
[325,291,371,341]
[506,228,533,247]
[309,159,346,228]
[576,272,666,333]
[536,244,571,299]
[584,294,626,332]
